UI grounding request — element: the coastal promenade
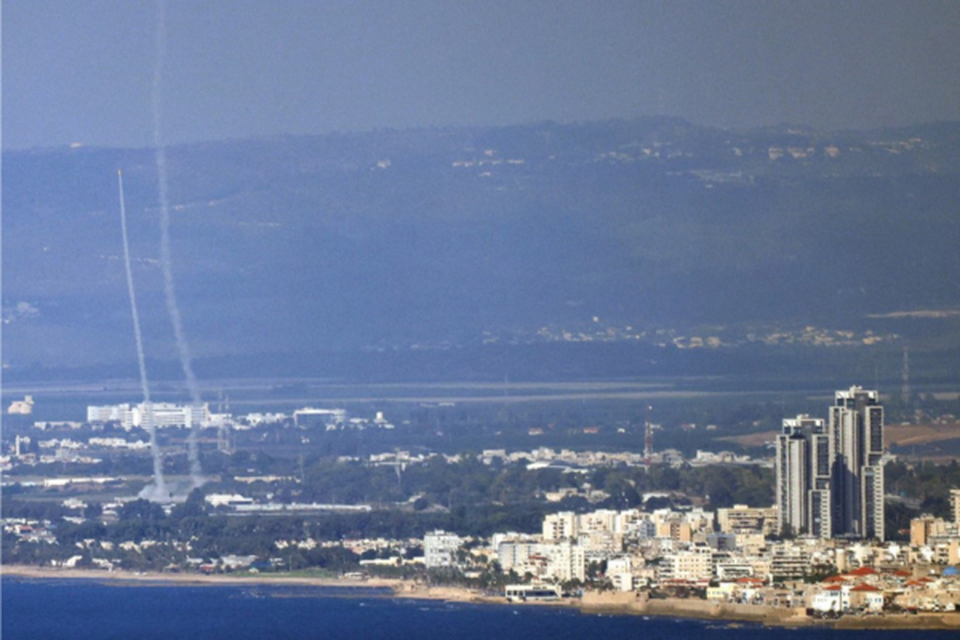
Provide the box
[5,565,960,630]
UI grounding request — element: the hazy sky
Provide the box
[4,0,960,149]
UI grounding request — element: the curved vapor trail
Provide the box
[153,0,204,488]
[118,169,169,501]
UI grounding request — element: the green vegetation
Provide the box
[883,459,960,540]
[3,457,781,572]
[203,453,778,515]
[5,454,960,576]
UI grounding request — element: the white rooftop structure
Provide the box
[87,402,210,430]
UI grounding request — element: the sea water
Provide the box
[1,577,952,640]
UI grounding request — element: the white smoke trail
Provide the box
[153,0,204,488]
[118,169,170,502]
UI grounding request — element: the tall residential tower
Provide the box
[829,386,885,540]
[776,386,885,540]
[776,415,831,538]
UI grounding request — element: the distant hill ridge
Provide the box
[3,118,960,371]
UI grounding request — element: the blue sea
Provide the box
[1,577,951,639]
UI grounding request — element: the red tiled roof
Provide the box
[851,583,881,592]
[822,575,847,583]
[824,585,843,591]
[847,566,878,576]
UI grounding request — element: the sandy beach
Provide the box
[5,564,960,630]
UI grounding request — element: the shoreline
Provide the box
[4,565,960,630]
[1,564,403,591]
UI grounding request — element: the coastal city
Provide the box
[6,2,960,637]
[4,385,960,627]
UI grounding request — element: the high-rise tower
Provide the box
[951,488,960,526]
[776,415,831,538]
[829,386,885,540]
[775,386,885,540]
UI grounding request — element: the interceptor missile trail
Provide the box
[154,0,204,488]
[118,169,169,501]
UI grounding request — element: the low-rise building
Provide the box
[8,395,35,415]
[659,545,713,582]
[87,402,210,429]
[717,504,778,536]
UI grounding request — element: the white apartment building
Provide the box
[544,540,585,583]
[659,546,714,582]
[579,509,619,534]
[714,557,756,580]
[497,540,543,574]
[542,511,578,541]
[423,530,462,569]
[606,555,635,591]
[497,539,586,583]
[577,530,621,557]
[769,542,810,579]
[811,585,850,613]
